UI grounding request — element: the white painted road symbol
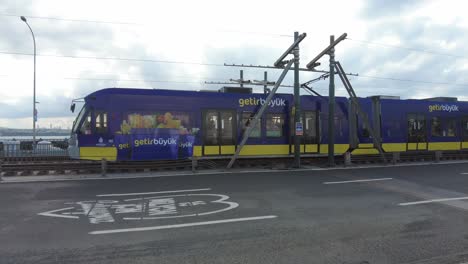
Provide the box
[39,192,238,224]
[38,188,278,235]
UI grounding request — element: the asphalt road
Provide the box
[3,163,468,263]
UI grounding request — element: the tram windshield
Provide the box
[71,104,88,134]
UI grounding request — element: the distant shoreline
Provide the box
[0,135,69,141]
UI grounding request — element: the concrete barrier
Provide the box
[192,158,198,172]
[344,152,352,167]
[392,152,400,165]
[101,158,107,177]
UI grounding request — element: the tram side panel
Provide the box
[196,93,294,157]
[380,98,466,152]
[75,92,203,161]
[72,88,296,160]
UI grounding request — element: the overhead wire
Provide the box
[0,13,140,25]
[0,74,291,86]
[356,74,468,87]
[0,13,292,38]
[0,51,225,66]
[65,77,222,84]
[338,37,468,87]
[346,37,464,59]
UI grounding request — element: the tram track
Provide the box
[2,151,468,177]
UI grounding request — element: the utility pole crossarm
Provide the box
[273,33,307,67]
[306,33,347,69]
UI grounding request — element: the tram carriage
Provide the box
[68,88,468,161]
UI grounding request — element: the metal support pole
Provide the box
[328,35,336,167]
[264,71,268,94]
[240,70,244,88]
[227,60,294,169]
[0,158,3,182]
[21,17,37,150]
[293,31,301,168]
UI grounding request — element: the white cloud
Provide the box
[1,0,468,128]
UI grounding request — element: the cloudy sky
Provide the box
[1,0,467,129]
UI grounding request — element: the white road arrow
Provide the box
[38,207,80,219]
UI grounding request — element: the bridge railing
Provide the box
[0,141,69,158]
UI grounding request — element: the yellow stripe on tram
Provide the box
[80,147,117,161]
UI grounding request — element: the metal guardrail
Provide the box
[1,159,214,176]
[0,141,68,158]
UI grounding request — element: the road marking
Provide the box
[323,178,393,184]
[123,193,239,220]
[96,188,211,197]
[399,196,468,206]
[89,215,277,235]
[38,207,79,219]
[38,193,239,223]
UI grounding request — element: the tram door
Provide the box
[302,111,320,153]
[202,110,237,155]
[461,116,468,149]
[407,113,428,150]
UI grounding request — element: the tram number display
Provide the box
[295,122,303,136]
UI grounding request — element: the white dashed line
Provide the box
[399,196,468,206]
[89,215,278,235]
[96,188,211,197]
[323,178,393,184]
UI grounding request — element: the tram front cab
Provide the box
[68,103,116,161]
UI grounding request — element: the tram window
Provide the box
[431,117,442,136]
[266,113,285,137]
[304,112,318,143]
[241,112,261,138]
[220,111,235,145]
[79,112,92,135]
[408,115,425,131]
[72,105,87,133]
[408,114,426,142]
[204,111,218,145]
[431,117,456,137]
[125,111,190,130]
[95,111,108,134]
[463,118,468,137]
[304,112,316,137]
[447,118,456,137]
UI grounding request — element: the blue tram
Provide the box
[68,88,468,161]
